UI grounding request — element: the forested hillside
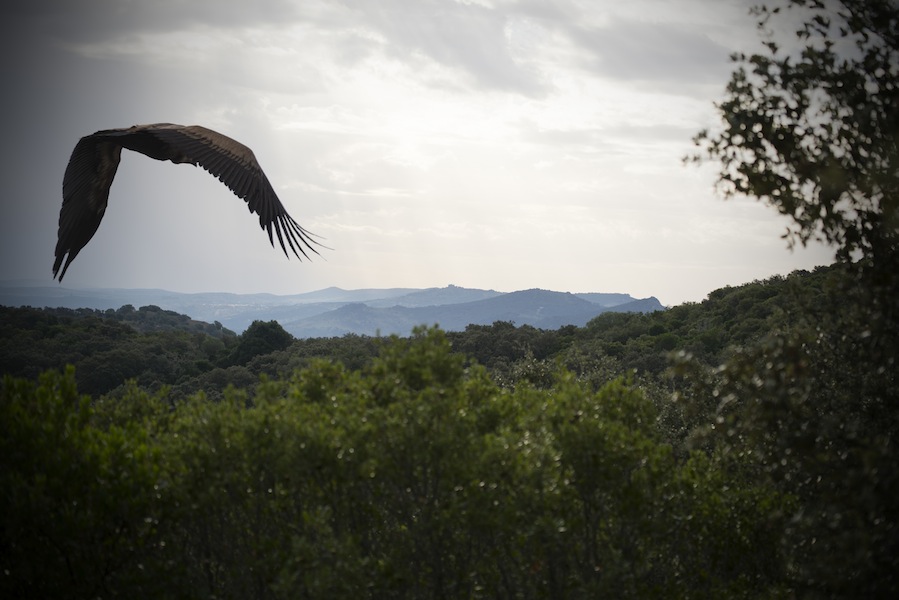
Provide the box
[0,265,827,401]
[4,258,895,597]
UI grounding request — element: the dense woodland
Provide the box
[2,259,895,598]
[2,1,898,597]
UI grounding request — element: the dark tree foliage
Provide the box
[688,1,898,595]
[690,0,898,270]
[0,305,236,396]
[0,272,885,597]
[1,332,790,599]
[222,320,294,367]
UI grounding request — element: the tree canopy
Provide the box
[691,0,898,271]
[689,1,898,594]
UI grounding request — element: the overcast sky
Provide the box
[0,0,834,305]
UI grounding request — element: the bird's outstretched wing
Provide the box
[53,123,321,281]
[131,124,319,261]
[53,136,122,281]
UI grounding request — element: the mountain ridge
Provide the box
[0,282,663,337]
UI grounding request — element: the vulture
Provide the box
[53,123,319,281]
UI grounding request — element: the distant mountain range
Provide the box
[0,281,663,338]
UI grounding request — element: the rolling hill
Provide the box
[0,281,662,337]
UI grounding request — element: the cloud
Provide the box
[343,0,552,95]
[567,18,734,90]
[13,0,548,97]
[5,0,302,44]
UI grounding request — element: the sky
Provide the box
[0,0,835,306]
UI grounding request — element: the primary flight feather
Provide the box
[53,123,319,281]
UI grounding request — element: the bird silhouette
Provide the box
[53,123,320,281]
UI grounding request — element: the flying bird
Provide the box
[53,123,320,281]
